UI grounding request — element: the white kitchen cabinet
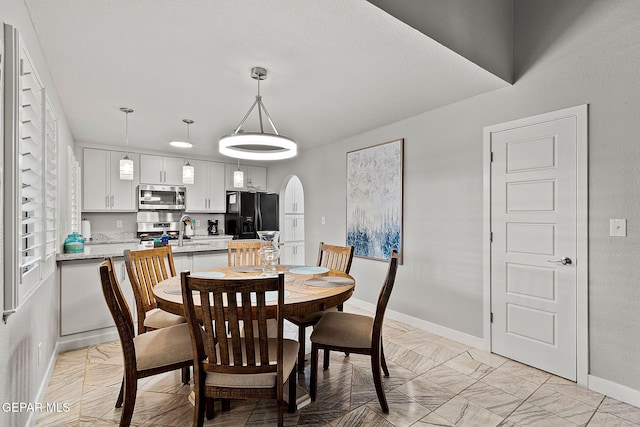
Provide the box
[140,154,185,185]
[185,160,226,212]
[282,242,305,266]
[284,176,304,213]
[192,252,228,271]
[284,215,305,242]
[83,148,138,211]
[173,253,192,273]
[60,258,135,336]
[225,163,267,191]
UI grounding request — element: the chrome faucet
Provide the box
[178,214,191,247]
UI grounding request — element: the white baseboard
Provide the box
[27,341,60,427]
[348,298,488,350]
[57,330,120,353]
[589,374,640,408]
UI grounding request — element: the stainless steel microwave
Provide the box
[138,185,186,210]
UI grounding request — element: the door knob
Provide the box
[547,257,572,265]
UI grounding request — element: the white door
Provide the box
[489,107,586,381]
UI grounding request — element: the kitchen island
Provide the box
[56,235,233,351]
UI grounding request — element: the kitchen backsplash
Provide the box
[82,212,226,241]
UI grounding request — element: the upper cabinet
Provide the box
[284,176,304,213]
[140,154,184,185]
[185,160,226,213]
[224,164,267,191]
[83,148,139,211]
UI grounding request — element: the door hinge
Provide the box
[490,312,494,323]
[490,231,493,243]
[490,151,494,162]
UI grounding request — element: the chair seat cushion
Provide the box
[310,312,372,349]
[144,308,186,329]
[134,323,193,371]
[287,306,337,326]
[205,338,299,389]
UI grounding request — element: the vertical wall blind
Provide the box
[19,51,44,278]
[3,23,59,319]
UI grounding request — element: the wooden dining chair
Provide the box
[286,242,354,372]
[99,257,193,427]
[309,250,399,413]
[227,240,261,266]
[181,271,298,427]
[124,246,186,335]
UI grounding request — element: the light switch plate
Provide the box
[610,219,626,237]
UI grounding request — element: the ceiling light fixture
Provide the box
[181,119,195,184]
[219,66,297,161]
[119,107,134,180]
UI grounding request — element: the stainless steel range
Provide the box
[136,211,183,240]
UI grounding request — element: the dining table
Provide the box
[152,264,356,410]
[153,264,356,321]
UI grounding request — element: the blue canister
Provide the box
[63,232,85,253]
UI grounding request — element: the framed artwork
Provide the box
[346,138,403,262]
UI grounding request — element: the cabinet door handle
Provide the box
[160,171,163,182]
[105,196,109,208]
[110,195,114,207]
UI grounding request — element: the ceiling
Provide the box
[24,0,509,162]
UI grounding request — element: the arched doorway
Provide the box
[280,176,305,265]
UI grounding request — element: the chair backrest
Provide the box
[181,272,285,379]
[99,257,136,365]
[316,242,355,273]
[227,240,262,266]
[124,246,177,317]
[372,250,399,346]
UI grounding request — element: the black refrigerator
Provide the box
[225,192,279,239]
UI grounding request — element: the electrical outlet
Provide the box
[195,220,201,227]
[610,219,626,237]
[116,220,123,228]
[321,216,325,225]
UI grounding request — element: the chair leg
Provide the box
[297,325,306,373]
[120,373,138,426]
[288,364,297,413]
[336,304,349,357]
[115,377,124,408]
[310,343,319,401]
[205,397,215,420]
[181,366,191,384]
[193,388,206,427]
[381,341,389,377]
[371,349,389,413]
[323,349,330,370]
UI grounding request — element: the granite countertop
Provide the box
[57,235,233,262]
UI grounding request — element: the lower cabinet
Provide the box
[60,258,135,336]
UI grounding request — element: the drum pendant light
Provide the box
[181,119,195,184]
[119,107,134,180]
[219,67,297,161]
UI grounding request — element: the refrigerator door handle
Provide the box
[256,194,263,231]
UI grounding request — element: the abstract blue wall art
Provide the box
[347,139,403,262]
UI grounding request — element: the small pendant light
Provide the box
[119,107,134,180]
[233,159,244,188]
[181,119,195,184]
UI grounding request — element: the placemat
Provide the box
[231,266,263,273]
[289,266,330,275]
[304,277,354,287]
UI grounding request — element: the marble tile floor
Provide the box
[37,305,640,426]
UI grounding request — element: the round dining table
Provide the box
[153,264,356,318]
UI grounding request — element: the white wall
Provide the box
[268,0,640,394]
[1,1,76,425]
